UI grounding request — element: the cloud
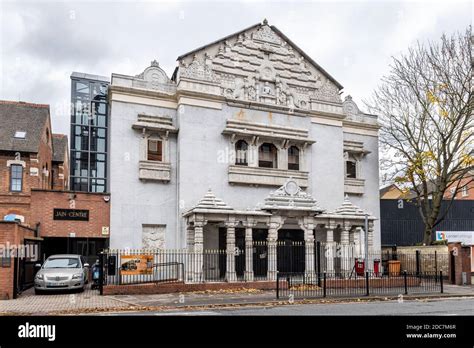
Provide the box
[0,0,471,137]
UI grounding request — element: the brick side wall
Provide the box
[30,190,110,238]
[52,163,67,190]
[448,242,472,285]
[0,222,36,300]
[103,281,276,295]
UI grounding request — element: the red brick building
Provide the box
[0,100,110,298]
[30,189,110,262]
[444,171,474,200]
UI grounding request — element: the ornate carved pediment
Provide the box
[178,21,342,108]
[261,179,323,212]
[133,60,176,94]
[342,95,379,125]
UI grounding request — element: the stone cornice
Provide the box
[109,85,177,102]
[342,119,381,131]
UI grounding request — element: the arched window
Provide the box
[235,140,248,166]
[288,146,299,170]
[259,143,278,168]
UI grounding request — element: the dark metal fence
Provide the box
[276,271,444,299]
[97,243,448,295]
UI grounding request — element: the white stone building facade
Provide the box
[108,20,381,277]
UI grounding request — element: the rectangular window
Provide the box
[147,140,163,161]
[10,164,23,192]
[461,186,468,197]
[346,161,357,179]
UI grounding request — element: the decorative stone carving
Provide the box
[178,21,342,108]
[180,55,217,82]
[133,60,176,94]
[261,179,323,212]
[142,225,166,249]
[342,95,379,125]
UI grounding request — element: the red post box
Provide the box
[355,258,365,276]
[374,258,381,276]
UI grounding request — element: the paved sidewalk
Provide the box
[108,285,474,309]
[0,285,130,315]
[1,284,473,315]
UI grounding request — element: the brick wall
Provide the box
[382,245,449,274]
[444,175,474,200]
[0,152,36,224]
[448,242,472,285]
[0,222,36,300]
[30,190,110,238]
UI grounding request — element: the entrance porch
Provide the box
[183,180,377,283]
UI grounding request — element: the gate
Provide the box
[277,240,305,273]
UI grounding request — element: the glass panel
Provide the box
[75,82,89,94]
[71,177,89,191]
[90,179,106,193]
[10,165,23,191]
[147,140,162,161]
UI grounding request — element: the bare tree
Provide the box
[367,28,473,245]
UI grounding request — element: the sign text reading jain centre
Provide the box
[53,208,89,221]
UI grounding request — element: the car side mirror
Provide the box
[84,263,90,268]
[35,263,41,268]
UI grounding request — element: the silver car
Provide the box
[34,254,89,294]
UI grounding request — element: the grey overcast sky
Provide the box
[0,0,471,136]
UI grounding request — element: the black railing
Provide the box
[98,244,449,291]
[276,271,444,299]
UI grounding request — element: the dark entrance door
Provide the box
[218,228,246,280]
[277,229,305,273]
[42,237,108,266]
[253,229,268,278]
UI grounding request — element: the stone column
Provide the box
[186,225,195,252]
[277,144,287,170]
[185,224,195,282]
[192,219,206,283]
[267,216,284,281]
[248,143,258,167]
[225,220,238,282]
[353,227,361,258]
[367,221,374,272]
[299,216,315,282]
[325,222,336,274]
[243,220,257,282]
[341,222,351,275]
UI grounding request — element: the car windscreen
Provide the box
[43,258,81,269]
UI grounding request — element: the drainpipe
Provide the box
[35,222,40,238]
[364,214,368,267]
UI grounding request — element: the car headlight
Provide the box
[72,273,83,280]
[35,274,44,280]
